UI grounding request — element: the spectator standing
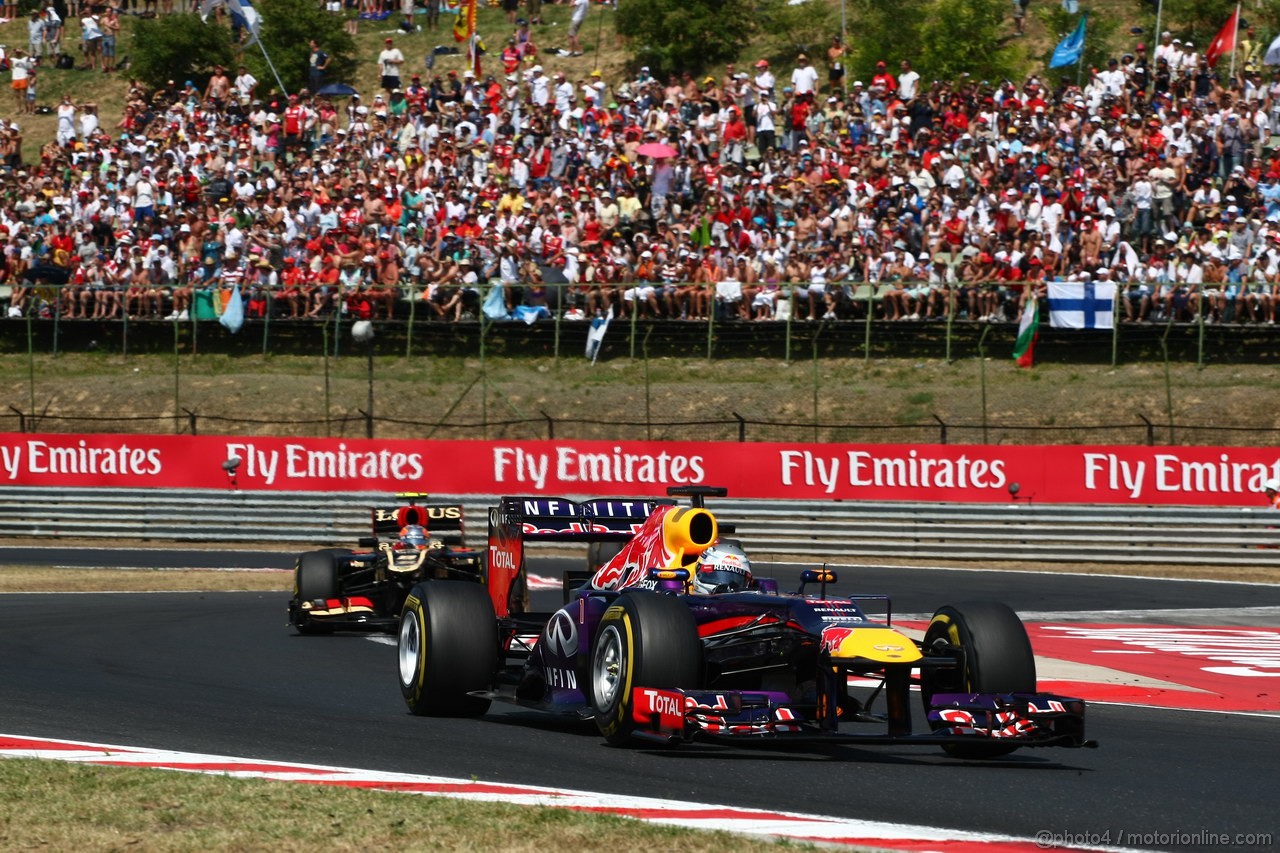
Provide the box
[10,50,35,114]
[27,12,44,61]
[55,94,76,145]
[826,36,845,94]
[80,12,103,72]
[791,53,819,99]
[529,65,549,107]
[42,4,61,59]
[379,37,405,94]
[234,65,257,108]
[100,7,119,74]
[205,65,232,103]
[567,0,589,56]
[898,60,920,102]
[309,40,330,93]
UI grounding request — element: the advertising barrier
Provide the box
[1,433,1277,506]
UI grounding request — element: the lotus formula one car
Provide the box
[396,486,1094,755]
[289,494,483,634]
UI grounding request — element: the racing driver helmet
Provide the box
[399,524,429,549]
[693,542,753,594]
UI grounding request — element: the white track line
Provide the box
[0,733,1139,852]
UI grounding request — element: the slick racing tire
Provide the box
[920,601,1037,759]
[589,591,702,746]
[399,581,498,717]
[293,551,340,635]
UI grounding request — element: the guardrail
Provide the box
[2,487,1278,567]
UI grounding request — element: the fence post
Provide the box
[1196,295,1206,370]
[405,282,417,359]
[172,319,181,436]
[261,291,272,356]
[183,408,199,436]
[8,405,25,434]
[784,290,794,362]
[25,313,36,425]
[977,324,991,445]
[51,285,62,357]
[863,286,874,364]
[643,326,653,441]
[553,282,562,362]
[933,413,948,445]
[733,411,746,442]
[541,410,555,439]
[1137,413,1155,446]
[1160,318,1176,444]
[706,287,715,361]
[811,323,826,442]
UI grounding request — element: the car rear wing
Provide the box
[371,494,466,547]
[493,496,669,540]
[486,496,671,619]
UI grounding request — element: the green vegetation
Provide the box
[0,758,807,852]
[131,3,356,94]
[616,0,761,77]
[131,13,237,92]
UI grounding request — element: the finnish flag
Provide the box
[1047,281,1116,329]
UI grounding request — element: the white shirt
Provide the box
[554,80,574,113]
[791,64,819,95]
[530,73,549,106]
[898,70,920,101]
[234,72,257,101]
[378,48,404,78]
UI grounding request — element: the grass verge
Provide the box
[0,758,809,852]
[0,558,1269,594]
[0,566,291,592]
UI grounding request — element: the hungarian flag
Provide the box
[1013,295,1039,368]
[1205,5,1241,68]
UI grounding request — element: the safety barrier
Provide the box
[2,487,1277,567]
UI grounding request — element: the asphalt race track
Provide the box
[1,548,1279,851]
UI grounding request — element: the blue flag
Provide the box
[220,287,245,334]
[1050,14,1087,68]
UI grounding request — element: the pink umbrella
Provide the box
[636,141,679,159]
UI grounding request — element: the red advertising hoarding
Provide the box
[2,433,1277,506]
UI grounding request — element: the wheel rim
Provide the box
[592,624,626,709]
[398,612,422,687]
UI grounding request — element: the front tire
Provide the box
[589,591,701,746]
[398,582,497,717]
[293,551,340,635]
[920,601,1036,759]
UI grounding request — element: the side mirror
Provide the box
[798,569,837,595]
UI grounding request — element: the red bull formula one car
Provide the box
[289,494,483,634]
[396,486,1094,755]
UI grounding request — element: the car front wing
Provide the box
[629,687,1095,748]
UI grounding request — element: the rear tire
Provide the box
[398,582,497,717]
[293,551,340,635]
[588,591,701,746]
[920,601,1036,759]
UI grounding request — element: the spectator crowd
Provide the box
[7,16,1280,327]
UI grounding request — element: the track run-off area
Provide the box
[0,548,1277,852]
